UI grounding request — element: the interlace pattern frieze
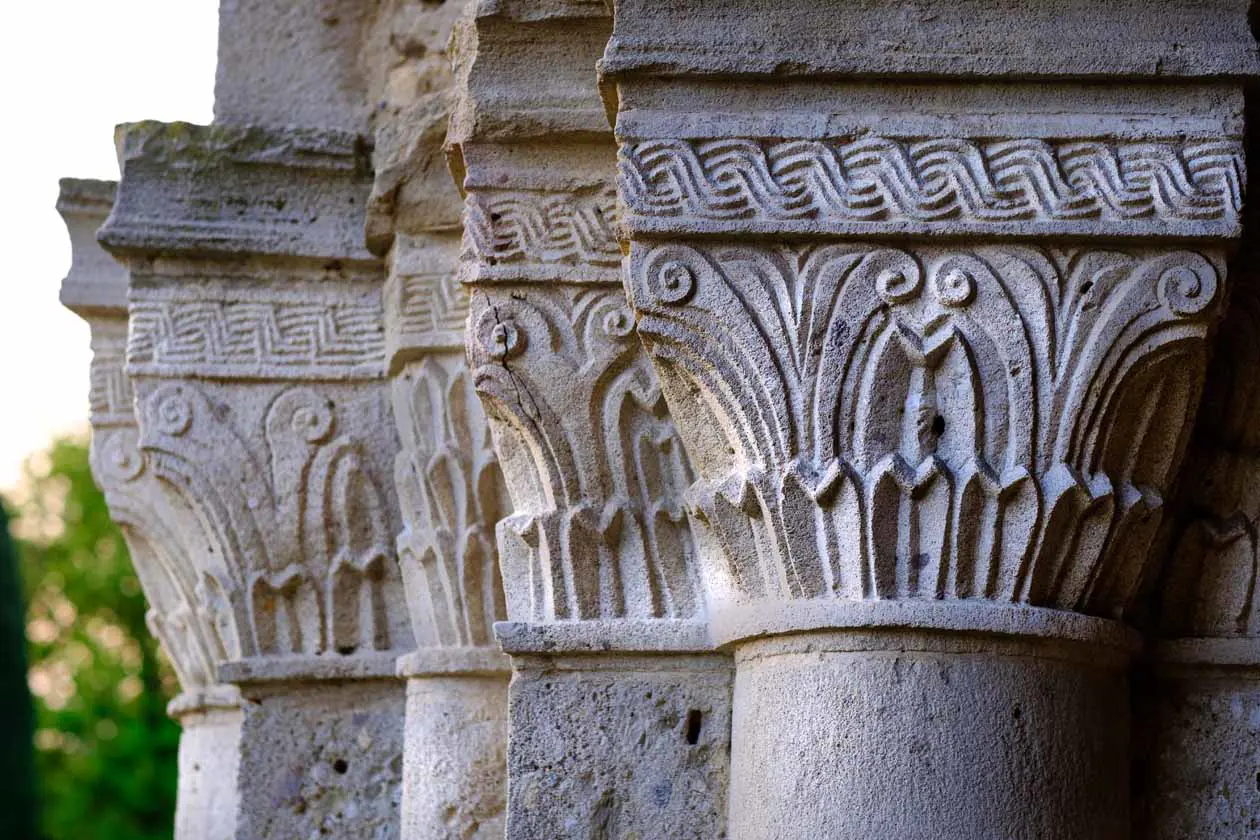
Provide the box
[620,138,1243,227]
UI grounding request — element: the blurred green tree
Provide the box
[0,498,37,838]
[6,435,179,840]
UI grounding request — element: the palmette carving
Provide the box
[91,419,233,696]
[466,285,702,622]
[135,379,412,659]
[621,138,1243,227]
[392,356,509,647]
[84,323,234,700]
[628,242,1224,617]
[1160,277,1260,636]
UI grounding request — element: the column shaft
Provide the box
[59,178,243,840]
[600,1,1257,835]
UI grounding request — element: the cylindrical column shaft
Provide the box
[397,653,510,838]
[728,617,1132,840]
[1135,642,1260,837]
[171,698,243,840]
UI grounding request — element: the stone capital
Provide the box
[99,120,412,676]
[450,1,705,628]
[59,177,239,712]
[601,0,1252,642]
[601,5,1254,837]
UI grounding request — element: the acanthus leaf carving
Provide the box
[629,241,1223,618]
[466,284,703,623]
[135,379,412,660]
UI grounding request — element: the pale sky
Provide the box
[0,1,219,491]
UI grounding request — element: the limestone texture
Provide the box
[53,0,1260,837]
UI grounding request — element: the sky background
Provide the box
[0,1,219,491]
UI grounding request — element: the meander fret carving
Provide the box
[128,295,386,379]
[1161,277,1260,636]
[620,138,1244,225]
[627,242,1223,616]
[390,269,468,342]
[466,285,702,622]
[464,187,621,267]
[135,380,412,659]
[393,354,510,648]
[88,325,134,424]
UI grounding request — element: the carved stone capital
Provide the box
[59,178,238,712]
[601,5,1254,836]
[99,122,413,674]
[626,240,1227,635]
[449,2,704,627]
[600,0,1252,640]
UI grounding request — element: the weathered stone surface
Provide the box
[505,637,730,840]
[362,1,515,831]
[52,2,1260,836]
[59,178,244,840]
[1137,241,1260,836]
[731,610,1133,840]
[1135,645,1260,839]
[601,0,1254,836]
[230,677,404,839]
[215,0,374,132]
[449,4,731,837]
[100,121,408,839]
[399,669,508,839]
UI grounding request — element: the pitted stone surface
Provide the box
[507,654,731,840]
[235,680,405,839]
[1135,665,1260,838]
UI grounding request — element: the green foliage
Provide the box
[0,499,38,839]
[7,435,179,840]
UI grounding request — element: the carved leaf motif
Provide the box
[392,356,509,647]
[137,381,412,657]
[1160,278,1260,635]
[467,286,702,622]
[629,242,1223,616]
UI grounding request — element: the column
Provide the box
[364,1,514,833]
[99,122,410,839]
[1139,256,1260,836]
[58,178,242,840]
[600,1,1255,837]
[448,3,732,837]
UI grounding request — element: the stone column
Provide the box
[58,178,242,840]
[448,3,732,837]
[601,1,1255,837]
[99,123,411,839]
[363,2,513,834]
[1138,247,1260,836]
